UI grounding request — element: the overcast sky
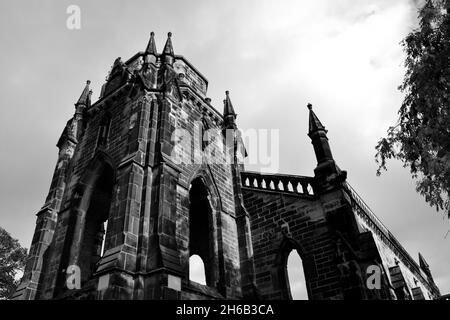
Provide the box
[0,0,449,297]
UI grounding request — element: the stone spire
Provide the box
[307,103,346,192]
[144,32,158,66]
[145,31,157,55]
[308,103,326,135]
[419,253,431,277]
[418,252,439,295]
[70,80,92,141]
[307,103,333,163]
[223,90,237,130]
[224,91,236,116]
[162,32,174,65]
[419,253,429,270]
[75,80,92,107]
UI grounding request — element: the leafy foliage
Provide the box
[0,227,27,299]
[376,0,450,218]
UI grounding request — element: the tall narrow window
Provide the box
[97,116,111,148]
[79,164,114,284]
[188,178,214,287]
[189,255,206,285]
[287,250,308,300]
[200,118,211,151]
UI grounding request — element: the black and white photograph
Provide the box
[0,0,449,312]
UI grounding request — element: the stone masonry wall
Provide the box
[354,213,436,299]
[242,188,345,300]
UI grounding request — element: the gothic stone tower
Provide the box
[14,32,440,300]
[13,32,256,300]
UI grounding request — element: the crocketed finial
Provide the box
[223,90,236,117]
[163,31,174,57]
[76,80,92,107]
[308,103,327,135]
[145,31,157,55]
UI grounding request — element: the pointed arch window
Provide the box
[189,254,206,285]
[286,250,308,300]
[78,163,114,284]
[188,177,217,288]
[277,239,310,300]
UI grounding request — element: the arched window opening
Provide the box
[189,255,206,285]
[189,178,214,287]
[286,250,308,300]
[79,164,114,283]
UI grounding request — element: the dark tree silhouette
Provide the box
[0,227,27,299]
[376,0,450,218]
